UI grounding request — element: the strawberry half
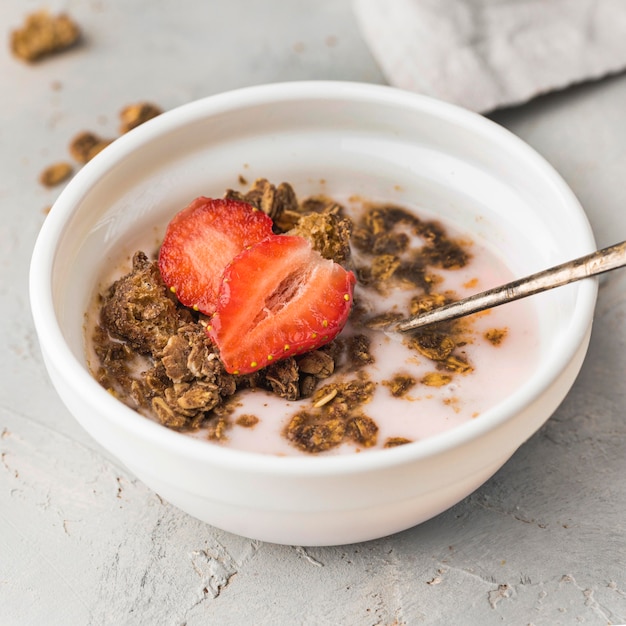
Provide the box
[208,235,356,375]
[158,197,274,314]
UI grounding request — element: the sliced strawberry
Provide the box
[158,197,273,314]
[208,235,356,375]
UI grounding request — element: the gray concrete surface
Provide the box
[1,1,625,624]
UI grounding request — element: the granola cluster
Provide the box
[351,204,477,394]
[351,204,469,293]
[39,102,163,188]
[285,376,378,452]
[224,178,352,263]
[10,10,80,62]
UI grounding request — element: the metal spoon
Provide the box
[392,240,626,333]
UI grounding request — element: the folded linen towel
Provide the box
[354,0,626,112]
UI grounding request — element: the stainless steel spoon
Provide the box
[392,240,626,333]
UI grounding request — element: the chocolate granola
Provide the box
[11,10,80,62]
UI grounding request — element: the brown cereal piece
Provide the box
[416,219,445,244]
[384,437,412,448]
[260,358,300,401]
[207,416,229,441]
[160,333,194,383]
[372,231,410,255]
[160,325,226,385]
[312,377,376,413]
[383,374,417,398]
[69,131,113,164]
[407,331,456,362]
[346,414,378,447]
[167,379,218,412]
[225,178,299,226]
[394,258,430,290]
[485,328,508,346]
[381,204,423,228]
[299,195,345,217]
[10,11,80,62]
[299,375,319,399]
[421,238,469,269]
[370,254,401,281]
[442,354,473,374]
[346,334,375,369]
[100,251,186,354]
[297,350,335,378]
[352,204,420,252]
[409,293,452,316]
[416,220,470,269]
[349,226,373,253]
[288,211,352,264]
[142,363,169,401]
[152,396,189,430]
[119,102,163,133]
[421,372,452,387]
[236,414,259,428]
[39,161,73,187]
[91,324,143,398]
[284,411,346,453]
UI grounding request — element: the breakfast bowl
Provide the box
[29,81,597,546]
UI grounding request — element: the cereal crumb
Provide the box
[383,374,417,398]
[421,372,452,387]
[284,377,377,453]
[207,416,229,441]
[346,414,378,447]
[119,102,163,133]
[11,10,80,62]
[39,161,73,187]
[485,327,508,346]
[236,414,259,428]
[69,131,113,164]
[384,437,412,448]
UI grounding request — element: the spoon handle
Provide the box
[394,240,626,333]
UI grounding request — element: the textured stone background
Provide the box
[1,1,625,624]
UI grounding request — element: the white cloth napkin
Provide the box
[354,0,626,112]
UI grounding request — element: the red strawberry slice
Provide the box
[158,197,273,314]
[208,235,356,375]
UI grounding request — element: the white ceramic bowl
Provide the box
[30,82,597,546]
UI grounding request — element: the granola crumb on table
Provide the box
[38,162,73,187]
[40,103,163,190]
[10,10,80,62]
[119,103,163,133]
[69,131,114,164]
[92,178,482,454]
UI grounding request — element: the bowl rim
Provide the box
[29,80,597,476]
